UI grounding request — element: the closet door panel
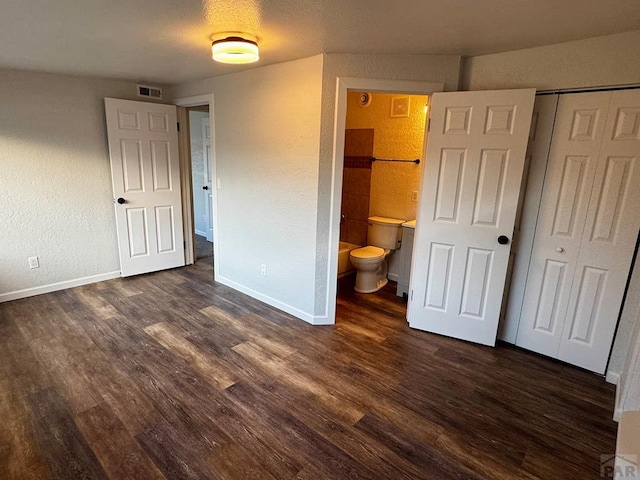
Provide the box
[500,95,558,343]
[516,92,611,358]
[559,89,640,374]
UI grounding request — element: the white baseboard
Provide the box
[195,229,208,237]
[215,275,331,325]
[607,371,621,386]
[614,406,623,423]
[387,273,400,282]
[0,271,121,303]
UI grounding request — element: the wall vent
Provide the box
[137,84,163,100]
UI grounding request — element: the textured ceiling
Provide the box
[1,0,639,85]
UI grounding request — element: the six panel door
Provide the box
[408,89,535,346]
[105,98,185,277]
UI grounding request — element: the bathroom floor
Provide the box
[337,275,407,323]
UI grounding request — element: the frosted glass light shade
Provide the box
[212,36,259,64]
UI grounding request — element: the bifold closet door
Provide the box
[516,89,640,374]
[499,94,559,344]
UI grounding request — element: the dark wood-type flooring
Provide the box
[0,259,618,479]
[194,234,213,260]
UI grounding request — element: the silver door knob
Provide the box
[556,247,564,253]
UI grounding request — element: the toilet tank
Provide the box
[367,216,405,250]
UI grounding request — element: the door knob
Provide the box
[497,235,510,245]
[117,197,126,204]
[556,247,564,253]
[203,186,209,190]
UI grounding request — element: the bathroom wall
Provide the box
[340,129,373,246]
[189,110,209,236]
[345,91,428,223]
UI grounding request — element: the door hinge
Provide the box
[177,122,180,132]
[183,240,186,249]
[427,118,431,132]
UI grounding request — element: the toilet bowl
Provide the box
[349,246,390,293]
[349,216,404,294]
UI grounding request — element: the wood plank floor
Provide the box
[0,259,618,479]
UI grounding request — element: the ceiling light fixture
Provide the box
[211,33,259,64]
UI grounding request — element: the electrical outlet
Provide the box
[412,190,419,202]
[28,256,39,269]
[261,264,267,276]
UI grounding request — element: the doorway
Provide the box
[173,93,217,273]
[337,91,429,319]
[326,78,445,325]
[188,106,214,261]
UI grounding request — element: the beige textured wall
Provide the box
[462,30,640,91]
[345,92,428,222]
[0,68,169,299]
[172,55,324,320]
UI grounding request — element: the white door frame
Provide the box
[173,94,218,275]
[324,77,444,324]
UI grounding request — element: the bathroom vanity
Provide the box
[396,220,415,297]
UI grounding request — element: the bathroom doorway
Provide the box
[336,91,429,320]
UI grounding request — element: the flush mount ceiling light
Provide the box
[211,33,259,64]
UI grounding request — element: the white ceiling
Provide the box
[1,0,639,86]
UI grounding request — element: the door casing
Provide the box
[174,94,216,270]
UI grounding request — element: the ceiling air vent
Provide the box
[137,84,163,100]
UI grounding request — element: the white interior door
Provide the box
[516,89,640,374]
[202,118,214,242]
[105,98,184,277]
[408,89,535,346]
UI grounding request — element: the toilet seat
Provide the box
[350,246,385,263]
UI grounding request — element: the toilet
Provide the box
[349,216,405,293]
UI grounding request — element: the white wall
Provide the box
[314,53,462,318]
[460,31,640,383]
[172,56,324,321]
[0,68,170,301]
[462,30,640,91]
[189,110,209,236]
[610,259,640,384]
